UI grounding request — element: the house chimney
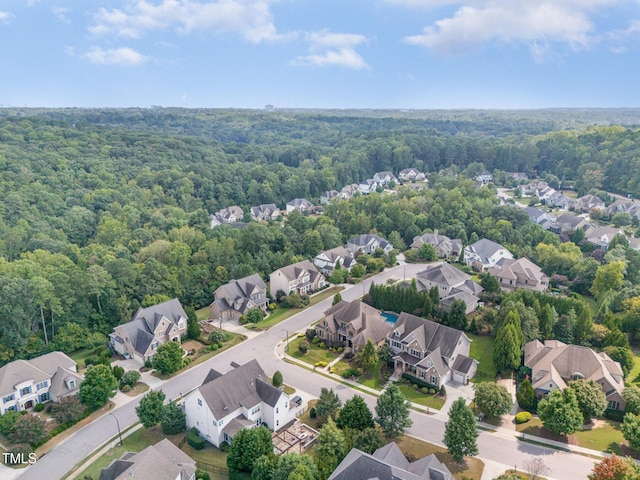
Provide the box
[361,312,366,330]
[434,229,438,237]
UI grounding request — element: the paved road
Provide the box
[18,264,596,480]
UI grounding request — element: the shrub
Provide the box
[5,444,32,465]
[312,337,319,344]
[429,388,436,395]
[120,370,141,390]
[272,371,283,387]
[421,387,428,394]
[309,407,317,419]
[298,341,309,354]
[112,365,125,380]
[515,412,532,424]
[211,343,219,351]
[329,367,335,374]
[0,410,19,436]
[439,385,446,396]
[413,384,419,390]
[34,403,45,412]
[337,347,344,353]
[305,329,317,341]
[318,342,326,349]
[219,441,230,452]
[121,385,131,393]
[195,470,211,480]
[187,427,206,450]
[84,356,98,367]
[183,358,191,367]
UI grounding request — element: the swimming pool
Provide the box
[381,311,399,323]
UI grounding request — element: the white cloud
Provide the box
[291,30,370,69]
[0,11,12,22]
[89,0,286,44]
[64,46,75,56]
[400,0,628,57]
[53,7,70,23]
[608,19,640,52]
[82,46,149,65]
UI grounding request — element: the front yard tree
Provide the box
[336,395,374,430]
[589,454,640,480]
[356,339,378,373]
[474,382,513,418]
[245,308,265,324]
[353,426,386,454]
[568,379,607,423]
[622,413,640,451]
[227,426,273,475]
[375,384,412,437]
[537,388,583,436]
[185,305,201,339]
[152,341,184,374]
[448,299,468,330]
[79,364,117,410]
[623,386,640,415]
[161,400,186,434]
[516,379,537,412]
[136,389,166,428]
[315,417,347,480]
[332,292,342,305]
[9,414,47,447]
[51,396,85,425]
[272,370,283,387]
[377,343,394,367]
[316,387,342,420]
[480,273,500,293]
[443,397,479,462]
[419,243,436,261]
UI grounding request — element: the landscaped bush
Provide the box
[211,344,219,351]
[314,361,328,368]
[305,329,317,341]
[34,403,45,412]
[421,387,428,394]
[187,427,206,450]
[439,385,446,396]
[342,367,361,379]
[515,412,532,424]
[0,410,19,436]
[195,470,211,480]
[329,367,335,374]
[413,384,419,390]
[312,337,319,344]
[121,385,131,393]
[429,388,436,395]
[219,441,230,452]
[319,342,326,349]
[337,347,344,353]
[112,365,125,380]
[120,370,141,390]
[298,341,309,354]
[309,407,317,419]
[84,356,98,367]
[5,444,32,465]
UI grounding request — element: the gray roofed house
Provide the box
[388,312,478,386]
[340,183,360,199]
[209,205,244,228]
[463,238,513,272]
[286,198,314,214]
[398,168,426,183]
[524,207,557,227]
[606,198,640,218]
[524,340,625,411]
[584,226,627,251]
[320,190,340,204]
[549,213,590,235]
[316,300,393,353]
[373,171,398,186]
[487,257,549,292]
[250,203,280,222]
[269,259,326,298]
[346,233,393,255]
[184,359,299,447]
[575,194,606,213]
[410,229,463,260]
[314,246,355,276]
[109,298,188,365]
[329,442,453,480]
[98,438,196,480]
[0,351,82,414]
[210,273,268,322]
[416,262,483,314]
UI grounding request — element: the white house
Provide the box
[250,204,280,222]
[0,352,83,413]
[346,234,393,255]
[269,260,326,298]
[464,238,513,272]
[184,360,299,447]
[286,198,314,214]
[209,206,244,228]
[313,246,355,276]
[373,171,398,186]
[398,168,426,183]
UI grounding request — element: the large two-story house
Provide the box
[209,206,244,228]
[286,198,314,214]
[410,230,463,261]
[524,340,625,411]
[313,246,355,276]
[398,168,426,183]
[488,257,549,292]
[415,262,483,314]
[109,298,188,365]
[184,360,298,447]
[250,204,280,222]
[315,300,393,353]
[583,226,627,251]
[388,313,478,386]
[269,260,325,298]
[346,234,393,255]
[464,238,513,272]
[0,352,83,413]
[210,274,268,322]
[373,171,398,187]
[548,213,590,235]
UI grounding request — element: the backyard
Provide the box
[467,333,497,381]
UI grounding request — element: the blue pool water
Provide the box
[381,312,399,324]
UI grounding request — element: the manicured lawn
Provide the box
[195,306,210,321]
[467,333,497,381]
[123,382,149,397]
[515,416,544,435]
[628,354,640,385]
[395,435,484,480]
[574,420,625,455]
[397,384,446,410]
[289,336,341,365]
[358,364,383,390]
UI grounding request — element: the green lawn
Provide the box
[467,333,497,381]
[397,384,445,410]
[574,420,625,455]
[358,364,383,390]
[289,337,341,366]
[69,346,110,369]
[195,306,210,321]
[628,354,640,385]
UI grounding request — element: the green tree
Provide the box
[51,396,85,425]
[136,390,166,428]
[0,410,19,436]
[186,305,201,339]
[272,370,283,387]
[356,339,378,373]
[336,395,374,430]
[245,308,266,324]
[419,243,436,261]
[315,417,347,480]
[375,384,412,437]
[538,388,583,435]
[554,310,576,344]
[622,413,640,451]
[272,453,318,480]
[9,414,48,447]
[152,341,184,374]
[227,426,274,474]
[332,292,342,305]
[316,387,342,420]
[377,343,394,367]
[516,379,537,412]
[161,400,186,434]
[574,306,594,345]
[447,299,468,330]
[493,323,521,372]
[352,426,386,454]
[623,386,640,415]
[568,379,607,423]
[591,261,626,300]
[443,397,479,462]
[603,346,634,378]
[78,364,117,410]
[480,274,501,293]
[538,304,556,340]
[251,454,275,480]
[120,370,141,390]
[350,264,365,278]
[474,382,513,418]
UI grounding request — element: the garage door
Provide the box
[453,371,465,384]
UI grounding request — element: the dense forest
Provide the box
[1,108,640,364]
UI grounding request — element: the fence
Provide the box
[196,460,229,479]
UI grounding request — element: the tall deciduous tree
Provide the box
[591,260,626,300]
[161,400,186,434]
[336,395,374,430]
[316,387,342,421]
[136,390,166,428]
[9,414,48,447]
[568,379,607,423]
[622,413,640,451]
[227,426,274,474]
[589,454,640,480]
[474,382,513,418]
[443,397,479,462]
[375,384,412,437]
[315,417,347,480]
[152,341,184,374]
[272,453,318,480]
[78,364,117,410]
[537,388,583,436]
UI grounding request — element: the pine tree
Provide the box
[516,379,537,412]
[493,323,521,372]
[443,397,478,462]
[574,306,594,345]
[538,303,556,340]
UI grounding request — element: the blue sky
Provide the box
[1,0,639,109]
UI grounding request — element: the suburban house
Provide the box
[313,246,355,276]
[545,191,575,210]
[415,262,483,314]
[98,439,196,480]
[410,230,463,260]
[548,213,590,235]
[210,273,268,322]
[209,205,244,228]
[524,207,557,229]
[584,226,627,251]
[340,184,360,200]
[0,351,83,413]
[315,300,393,353]
[373,171,398,186]
[184,360,298,447]
[286,198,314,214]
[250,204,280,222]
[575,194,606,213]
[269,260,326,298]
[328,442,453,480]
[606,198,640,219]
[346,234,393,255]
[359,179,379,195]
[398,168,426,183]
[388,312,478,386]
[464,238,514,272]
[524,340,625,411]
[488,257,549,292]
[320,190,340,205]
[508,172,529,183]
[109,298,188,365]
[522,180,551,197]
[475,171,493,184]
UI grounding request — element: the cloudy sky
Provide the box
[1,0,639,108]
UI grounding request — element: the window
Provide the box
[20,386,32,396]
[39,392,49,403]
[151,342,159,350]
[198,399,202,406]
[68,380,76,389]
[251,406,261,415]
[411,349,420,357]
[3,394,15,404]
[218,420,224,426]
[608,401,620,411]
[36,381,48,390]
[276,420,279,427]
[276,407,279,414]
[5,406,17,414]
[430,376,438,386]
[419,371,425,379]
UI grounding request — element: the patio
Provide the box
[272,421,319,455]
